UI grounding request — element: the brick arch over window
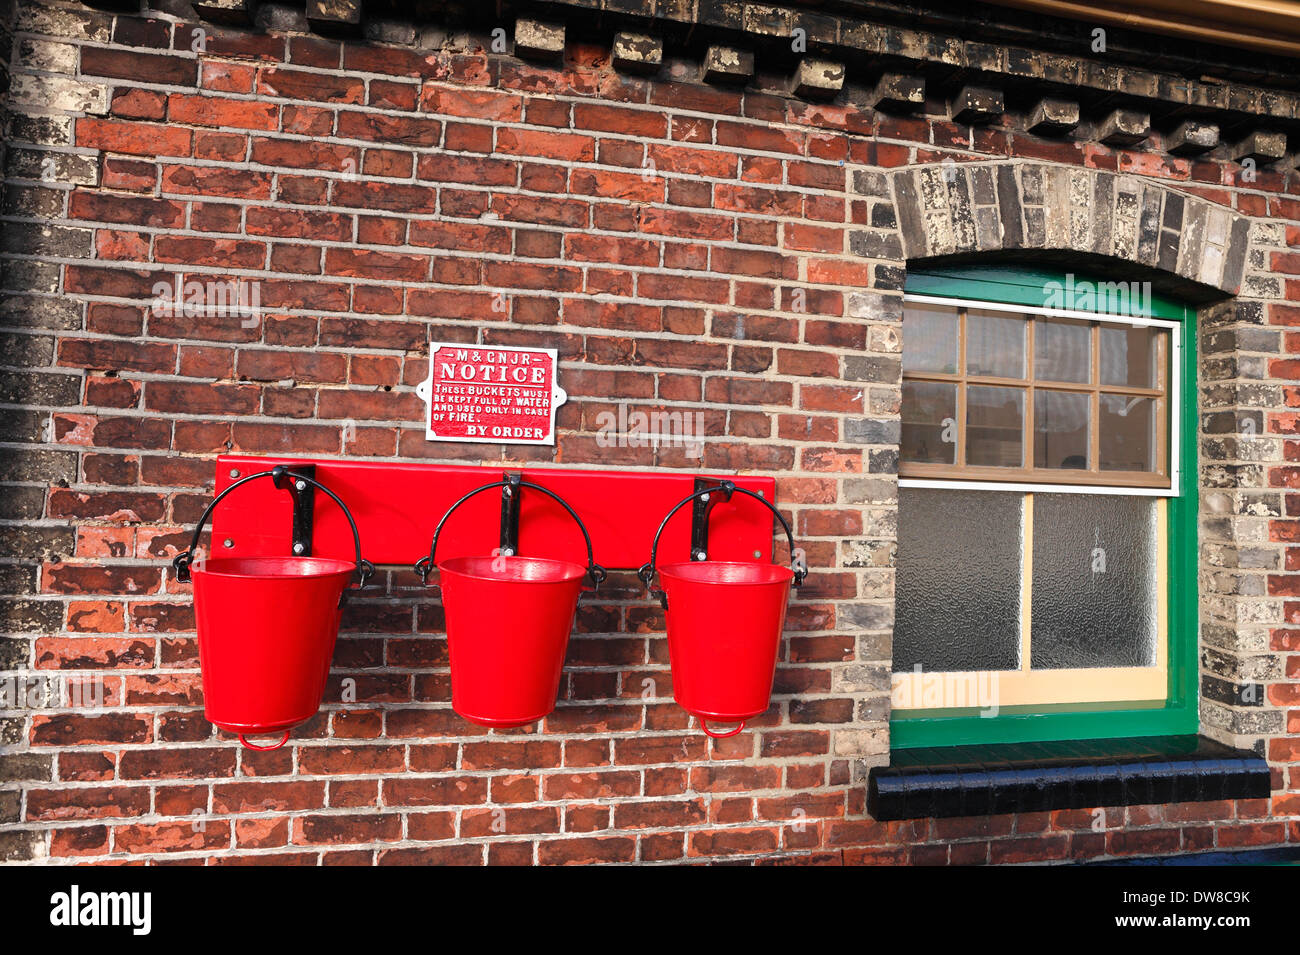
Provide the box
[883,161,1252,296]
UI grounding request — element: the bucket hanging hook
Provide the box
[172,465,375,599]
[413,476,606,590]
[637,480,806,609]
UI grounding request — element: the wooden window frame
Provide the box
[901,294,1181,497]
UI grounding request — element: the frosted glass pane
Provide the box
[968,309,1026,379]
[1034,390,1090,470]
[1100,325,1162,388]
[1034,318,1091,383]
[901,380,956,464]
[967,385,1024,467]
[1030,494,1158,669]
[895,489,1023,673]
[1100,395,1158,472]
[902,302,959,374]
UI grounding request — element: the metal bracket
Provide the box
[690,477,734,561]
[499,471,522,556]
[272,464,317,557]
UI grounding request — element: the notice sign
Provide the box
[416,343,567,446]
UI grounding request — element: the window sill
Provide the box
[867,735,1270,821]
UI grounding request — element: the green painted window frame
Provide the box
[891,265,1199,748]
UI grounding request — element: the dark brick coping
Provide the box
[868,735,1271,820]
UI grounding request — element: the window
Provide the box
[900,300,1176,488]
[892,268,1197,748]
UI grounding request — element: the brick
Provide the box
[496,128,595,163]
[422,87,522,122]
[333,180,437,214]
[324,248,429,282]
[537,836,636,865]
[250,137,359,172]
[69,190,184,228]
[76,118,191,157]
[102,156,156,191]
[307,0,362,33]
[689,827,779,857]
[612,33,663,74]
[792,59,845,99]
[515,18,564,60]
[258,68,363,104]
[1235,130,1288,164]
[869,73,924,111]
[32,713,151,746]
[27,786,151,821]
[191,0,254,26]
[337,111,442,146]
[17,37,79,74]
[10,74,108,114]
[112,88,166,120]
[1027,97,1080,135]
[703,45,753,84]
[951,85,1004,124]
[81,47,197,86]
[1168,121,1219,156]
[201,61,256,93]
[168,93,279,130]
[0,831,43,863]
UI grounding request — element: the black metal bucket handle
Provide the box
[171,465,375,593]
[636,481,807,608]
[414,478,607,590]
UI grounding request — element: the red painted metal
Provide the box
[658,561,795,737]
[191,555,353,749]
[210,456,777,570]
[439,555,586,726]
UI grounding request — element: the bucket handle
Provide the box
[414,478,607,590]
[171,465,375,593]
[239,731,292,751]
[636,481,807,608]
[700,719,746,739]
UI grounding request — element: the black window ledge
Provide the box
[868,735,1271,821]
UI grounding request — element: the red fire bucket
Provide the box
[173,467,373,750]
[640,482,805,738]
[440,556,586,726]
[416,476,605,728]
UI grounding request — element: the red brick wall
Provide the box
[1,2,1297,864]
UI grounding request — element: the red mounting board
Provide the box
[210,456,779,571]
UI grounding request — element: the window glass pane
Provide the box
[902,302,959,374]
[1033,390,1090,470]
[1034,318,1091,383]
[1030,494,1159,669]
[1100,325,1162,389]
[895,488,1022,673]
[1100,395,1158,472]
[901,381,956,464]
[966,385,1024,467]
[967,309,1026,379]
